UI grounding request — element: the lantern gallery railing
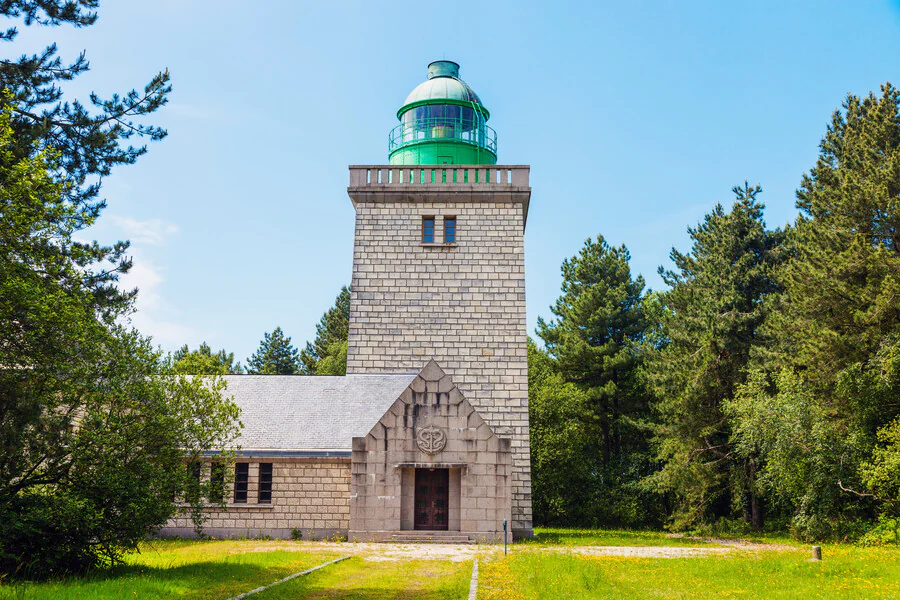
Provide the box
[388,118,498,154]
[348,165,529,188]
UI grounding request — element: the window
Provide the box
[422,216,435,243]
[258,463,273,504]
[210,461,225,503]
[186,461,201,503]
[234,463,249,503]
[443,217,456,244]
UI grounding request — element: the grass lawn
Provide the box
[523,527,727,547]
[479,545,900,599]
[253,556,472,599]
[4,532,899,600]
[0,539,342,600]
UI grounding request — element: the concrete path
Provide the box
[226,555,351,600]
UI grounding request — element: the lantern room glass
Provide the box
[398,104,488,147]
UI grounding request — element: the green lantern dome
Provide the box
[389,60,497,166]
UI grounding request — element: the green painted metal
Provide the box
[389,60,497,166]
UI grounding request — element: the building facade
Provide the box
[162,60,533,542]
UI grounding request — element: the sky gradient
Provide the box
[8,1,900,363]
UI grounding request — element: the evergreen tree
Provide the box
[170,342,243,375]
[528,339,596,525]
[645,184,783,530]
[1,1,170,214]
[729,84,900,539]
[246,327,301,375]
[536,236,655,525]
[0,95,239,576]
[299,286,350,375]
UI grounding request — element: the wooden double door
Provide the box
[414,468,449,530]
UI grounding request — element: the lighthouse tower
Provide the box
[346,61,533,537]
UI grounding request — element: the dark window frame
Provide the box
[234,462,249,503]
[422,216,435,244]
[258,463,273,504]
[443,216,457,244]
[186,461,202,503]
[210,461,225,503]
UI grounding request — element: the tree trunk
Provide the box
[750,491,763,531]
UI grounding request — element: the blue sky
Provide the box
[9,1,900,362]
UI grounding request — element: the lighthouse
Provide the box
[388,60,497,166]
[347,60,533,538]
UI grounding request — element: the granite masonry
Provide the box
[159,165,533,542]
[346,165,533,536]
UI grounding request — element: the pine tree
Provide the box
[0,94,239,576]
[0,2,170,320]
[299,286,350,375]
[246,327,302,375]
[536,236,655,525]
[729,84,900,538]
[645,184,783,530]
[170,342,243,375]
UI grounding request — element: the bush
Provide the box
[0,492,102,578]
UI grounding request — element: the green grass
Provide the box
[479,545,900,599]
[0,540,341,600]
[522,527,724,547]
[4,531,898,600]
[254,556,472,599]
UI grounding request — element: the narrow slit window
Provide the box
[422,216,435,243]
[258,463,273,504]
[234,463,249,503]
[186,461,201,503]
[210,461,225,503]
[444,217,456,244]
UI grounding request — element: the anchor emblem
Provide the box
[416,425,447,455]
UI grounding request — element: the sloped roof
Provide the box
[219,374,416,454]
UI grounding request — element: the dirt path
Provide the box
[246,540,498,562]
[242,539,796,561]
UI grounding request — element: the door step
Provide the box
[391,533,473,544]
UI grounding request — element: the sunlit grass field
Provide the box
[524,527,729,547]
[0,539,341,600]
[252,556,471,599]
[479,544,900,599]
[2,532,899,599]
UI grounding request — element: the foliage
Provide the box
[728,85,900,540]
[0,0,169,216]
[0,326,241,577]
[246,327,301,375]
[314,340,348,376]
[533,237,658,527]
[299,286,350,375]
[643,184,784,531]
[862,414,900,514]
[0,3,241,576]
[169,342,243,375]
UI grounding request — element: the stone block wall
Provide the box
[349,361,512,541]
[346,197,532,535]
[160,458,351,539]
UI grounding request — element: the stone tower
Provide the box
[345,61,533,536]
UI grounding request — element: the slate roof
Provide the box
[219,374,416,455]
